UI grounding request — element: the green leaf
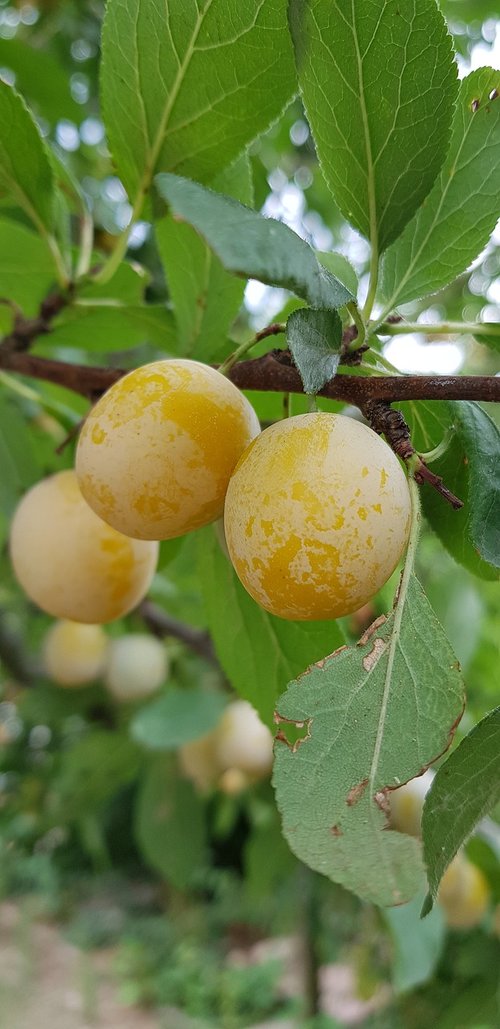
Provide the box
[423,708,500,905]
[286,308,342,394]
[0,219,56,315]
[317,251,358,298]
[100,0,296,203]
[135,755,208,889]
[273,576,464,906]
[156,155,252,361]
[56,731,141,817]
[156,174,353,310]
[384,892,445,993]
[381,69,500,311]
[80,262,150,304]
[404,400,500,580]
[289,0,457,252]
[198,526,345,729]
[474,324,500,354]
[0,39,82,124]
[40,303,176,354]
[130,688,226,751]
[0,80,56,235]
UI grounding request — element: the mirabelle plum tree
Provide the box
[0,0,498,959]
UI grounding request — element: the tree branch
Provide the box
[138,600,218,666]
[1,348,499,404]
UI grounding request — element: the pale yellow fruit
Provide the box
[104,633,168,701]
[9,470,158,623]
[178,732,220,792]
[438,853,490,929]
[214,700,274,778]
[218,767,251,795]
[389,769,435,838]
[224,412,411,620]
[76,359,261,541]
[43,620,108,686]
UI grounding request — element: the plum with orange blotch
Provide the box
[75,359,261,541]
[224,412,412,621]
[9,470,159,624]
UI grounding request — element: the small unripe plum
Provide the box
[224,413,411,620]
[9,470,158,623]
[388,769,435,838]
[104,633,169,700]
[178,732,220,792]
[76,359,261,541]
[43,620,108,686]
[438,853,490,929]
[214,700,274,778]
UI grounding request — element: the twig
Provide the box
[138,600,218,666]
[1,348,499,405]
[0,610,40,686]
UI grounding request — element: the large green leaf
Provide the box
[135,756,208,889]
[289,0,457,252]
[100,0,296,203]
[381,69,500,311]
[0,219,56,315]
[39,303,176,354]
[130,688,226,751]
[273,576,464,906]
[198,526,345,729]
[0,39,82,124]
[0,80,56,235]
[156,174,353,310]
[422,708,500,906]
[156,155,252,361]
[286,308,343,394]
[404,400,500,580]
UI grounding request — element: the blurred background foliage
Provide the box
[0,1,499,1026]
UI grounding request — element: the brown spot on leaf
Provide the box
[347,778,368,806]
[362,637,386,672]
[331,825,343,837]
[471,98,480,113]
[374,790,390,817]
[274,712,312,752]
[358,614,387,647]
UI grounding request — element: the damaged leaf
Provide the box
[273,576,465,907]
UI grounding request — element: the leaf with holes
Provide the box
[156,154,252,361]
[381,69,500,312]
[422,707,500,910]
[289,0,457,252]
[198,526,345,729]
[100,0,296,203]
[287,308,343,394]
[273,576,464,906]
[403,400,500,580]
[156,174,353,310]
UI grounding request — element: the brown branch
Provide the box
[0,289,72,354]
[138,600,218,666]
[1,348,500,404]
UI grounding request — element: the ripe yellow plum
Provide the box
[104,633,168,700]
[214,700,274,778]
[76,359,261,541]
[389,769,435,838]
[9,470,159,623]
[224,413,411,620]
[43,620,108,686]
[438,853,490,929]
